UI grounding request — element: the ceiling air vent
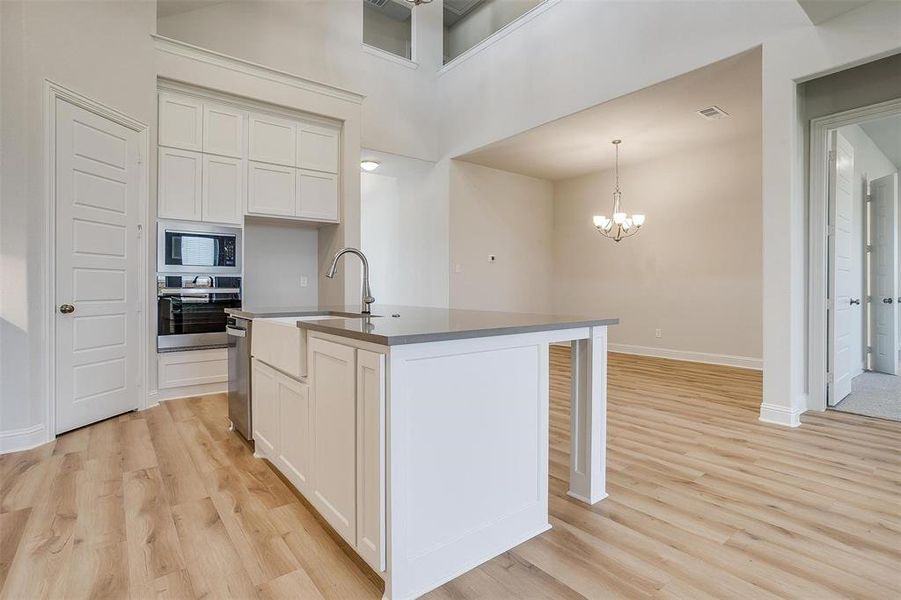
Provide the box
[697,105,730,120]
[365,0,390,7]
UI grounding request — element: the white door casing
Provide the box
[828,131,855,405]
[55,98,142,433]
[870,172,899,375]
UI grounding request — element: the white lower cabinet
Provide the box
[276,372,313,495]
[356,349,386,571]
[251,358,280,458]
[309,338,358,545]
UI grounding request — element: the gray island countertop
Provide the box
[226,304,618,346]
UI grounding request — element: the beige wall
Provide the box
[449,161,554,313]
[552,135,763,364]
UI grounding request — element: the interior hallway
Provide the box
[1,349,899,599]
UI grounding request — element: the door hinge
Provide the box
[828,150,836,163]
[867,346,873,354]
[136,223,143,239]
[866,244,873,253]
[866,193,873,203]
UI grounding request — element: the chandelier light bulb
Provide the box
[593,215,607,228]
[613,212,626,224]
[632,214,646,227]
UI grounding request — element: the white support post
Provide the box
[568,325,608,504]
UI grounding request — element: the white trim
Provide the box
[152,34,364,105]
[0,424,49,454]
[439,0,561,75]
[608,343,762,371]
[156,382,228,402]
[362,44,419,70]
[759,402,804,428]
[807,96,901,412]
[42,79,151,443]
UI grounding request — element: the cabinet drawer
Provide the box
[158,348,227,389]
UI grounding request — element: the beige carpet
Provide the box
[832,371,901,421]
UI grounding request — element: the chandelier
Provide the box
[593,140,645,242]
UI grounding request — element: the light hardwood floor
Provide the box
[2,348,899,599]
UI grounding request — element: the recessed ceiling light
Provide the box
[361,160,380,172]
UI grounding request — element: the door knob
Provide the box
[59,303,75,314]
[850,298,861,305]
[882,298,894,304]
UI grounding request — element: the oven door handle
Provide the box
[226,327,246,338]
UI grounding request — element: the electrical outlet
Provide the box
[488,254,497,263]
[454,263,462,273]
[655,328,662,339]
[300,276,308,288]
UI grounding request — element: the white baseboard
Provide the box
[758,402,804,427]
[607,343,762,370]
[0,423,49,454]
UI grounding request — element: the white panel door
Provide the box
[159,92,203,151]
[298,124,339,173]
[309,338,357,545]
[828,132,855,405]
[249,114,296,166]
[203,103,244,158]
[278,374,313,495]
[870,172,899,375]
[202,154,244,225]
[356,349,385,572]
[251,358,279,458]
[55,99,141,433]
[297,170,339,222]
[158,147,202,221]
[247,161,296,217]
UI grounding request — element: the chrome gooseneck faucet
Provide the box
[326,248,375,314]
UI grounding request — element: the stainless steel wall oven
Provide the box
[157,275,242,350]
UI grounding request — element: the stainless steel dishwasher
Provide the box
[226,316,252,442]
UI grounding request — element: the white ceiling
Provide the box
[455,49,761,181]
[796,0,872,24]
[860,115,901,168]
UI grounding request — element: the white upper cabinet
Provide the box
[203,103,245,158]
[159,93,203,151]
[249,114,296,167]
[298,124,339,173]
[158,147,202,221]
[248,161,296,217]
[202,154,244,225]
[297,170,339,222]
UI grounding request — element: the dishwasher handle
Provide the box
[226,326,246,338]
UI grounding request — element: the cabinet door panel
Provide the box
[251,359,279,459]
[202,154,244,225]
[158,147,202,221]
[247,162,296,217]
[278,374,312,495]
[298,125,339,173]
[249,114,296,166]
[203,103,244,158]
[159,93,203,151]
[297,170,338,222]
[309,338,357,544]
[356,350,385,572]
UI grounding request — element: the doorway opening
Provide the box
[815,106,901,421]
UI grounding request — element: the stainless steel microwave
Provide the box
[157,220,242,275]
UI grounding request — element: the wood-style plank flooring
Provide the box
[2,348,899,599]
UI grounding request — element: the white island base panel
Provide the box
[383,326,607,600]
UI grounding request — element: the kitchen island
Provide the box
[227,305,617,600]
